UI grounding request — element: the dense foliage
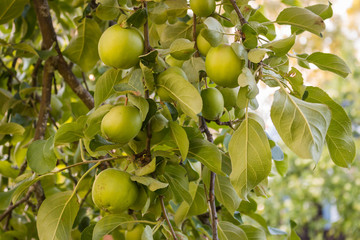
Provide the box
[0,0,356,239]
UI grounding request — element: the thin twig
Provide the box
[0,186,35,222]
[212,12,231,23]
[193,13,200,57]
[228,0,248,26]
[79,187,92,209]
[199,116,218,240]
[159,196,178,240]
[0,58,21,83]
[81,72,90,92]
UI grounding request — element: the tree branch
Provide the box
[57,57,94,109]
[142,1,152,53]
[34,56,56,140]
[199,116,218,240]
[33,0,94,110]
[159,195,178,240]
[229,0,248,26]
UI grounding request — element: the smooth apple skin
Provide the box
[201,88,224,120]
[92,169,139,213]
[98,25,144,69]
[101,105,142,143]
[217,86,238,110]
[205,44,244,88]
[197,34,212,56]
[190,0,216,17]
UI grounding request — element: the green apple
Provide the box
[92,169,139,213]
[101,105,142,143]
[201,88,224,120]
[125,224,144,240]
[197,33,212,56]
[205,44,244,88]
[98,25,144,69]
[217,86,238,110]
[130,186,147,211]
[190,0,216,17]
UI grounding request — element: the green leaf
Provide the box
[63,18,101,72]
[248,10,276,41]
[55,122,84,145]
[96,0,120,20]
[262,35,296,56]
[238,67,259,99]
[181,57,206,84]
[94,68,122,108]
[229,118,272,200]
[135,158,156,176]
[274,154,289,177]
[156,69,202,120]
[92,214,131,240]
[27,137,57,174]
[218,221,248,240]
[142,225,153,240]
[13,43,39,57]
[160,22,192,48]
[0,188,16,210]
[0,0,29,24]
[248,48,271,63]
[126,8,147,28]
[128,94,149,122]
[174,181,201,225]
[201,17,225,47]
[271,90,331,161]
[114,69,144,96]
[37,191,79,240]
[276,7,325,36]
[0,161,19,178]
[0,122,25,135]
[81,224,95,240]
[306,52,351,78]
[288,220,301,240]
[203,167,240,214]
[188,138,223,175]
[240,225,266,240]
[305,87,356,167]
[170,38,196,60]
[164,164,192,205]
[130,175,168,191]
[84,104,112,138]
[306,3,333,20]
[169,121,189,161]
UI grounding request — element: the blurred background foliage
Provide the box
[252,0,360,239]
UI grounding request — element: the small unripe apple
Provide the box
[125,224,144,240]
[205,44,244,88]
[92,169,139,213]
[190,0,216,17]
[217,87,238,110]
[201,88,224,120]
[197,34,212,56]
[101,105,142,143]
[98,25,144,69]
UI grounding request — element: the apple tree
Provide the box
[0,0,356,239]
